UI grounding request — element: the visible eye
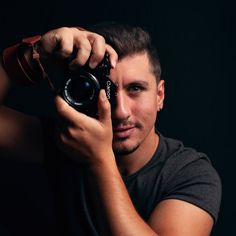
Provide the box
[128,85,145,94]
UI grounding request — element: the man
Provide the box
[0,22,221,235]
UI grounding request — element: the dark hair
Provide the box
[89,22,161,81]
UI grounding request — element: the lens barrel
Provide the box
[62,70,100,108]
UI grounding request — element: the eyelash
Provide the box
[128,85,145,94]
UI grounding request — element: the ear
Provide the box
[156,80,165,111]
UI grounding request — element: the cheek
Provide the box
[132,95,158,123]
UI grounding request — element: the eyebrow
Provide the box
[126,80,149,87]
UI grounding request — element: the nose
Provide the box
[112,91,131,121]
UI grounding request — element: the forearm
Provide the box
[88,154,158,236]
[0,56,12,105]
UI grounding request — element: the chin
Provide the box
[113,141,140,156]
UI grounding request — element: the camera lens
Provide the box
[66,77,94,103]
[62,72,100,108]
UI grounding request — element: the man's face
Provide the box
[110,53,164,156]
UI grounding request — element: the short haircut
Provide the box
[89,22,161,81]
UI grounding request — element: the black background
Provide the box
[0,1,233,235]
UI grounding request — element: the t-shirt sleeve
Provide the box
[161,150,222,223]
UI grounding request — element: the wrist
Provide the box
[88,150,117,173]
[2,35,47,86]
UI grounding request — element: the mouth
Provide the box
[113,126,135,139]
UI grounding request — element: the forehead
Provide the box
[109,53,155,84]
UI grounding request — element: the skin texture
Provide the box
[0,27,214,235]
[110,53,164,175]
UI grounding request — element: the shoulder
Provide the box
[156,133,222,223]
[159,133,218,176]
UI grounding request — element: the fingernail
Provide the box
[101,89,107,101]
[89,60,97,69]
[110,59,116,68]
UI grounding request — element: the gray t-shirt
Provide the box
[123,132,221,222]
[42,121,221,235]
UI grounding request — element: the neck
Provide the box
[116,128,159,176]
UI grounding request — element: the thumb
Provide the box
[98,89,111,125]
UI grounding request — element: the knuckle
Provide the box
[95,34,105,43]
[59,26,71,33]
[54,27,69,39]
[52,31,61,43]
[91,51,104,61]
[89,32,106,45]
[79,41,92,52]
[72,54,88,66]
[60,47,72,57]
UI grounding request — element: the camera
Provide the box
[60,54,117,117]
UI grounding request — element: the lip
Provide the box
[113,126,135,139]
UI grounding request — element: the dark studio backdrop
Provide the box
[0,1,232,235]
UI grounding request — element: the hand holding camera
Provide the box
[40,27,118,117]
[47,28,118,162]
[61,53,117,117]
[2,27,118,117]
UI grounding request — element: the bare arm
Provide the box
[55,92,214,236]
[0,58,44,162]
[6,25,212,235]
[0,56,11,104]
[55,93,157,235]
[148,199,213,236]
[90,158,213,236]
[0,27,118,163]
[89,156,158,236]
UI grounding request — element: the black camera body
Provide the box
[60,55,117,117]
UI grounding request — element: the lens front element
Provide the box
[62,72,100,108]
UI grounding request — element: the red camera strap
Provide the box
[2,35,52,88]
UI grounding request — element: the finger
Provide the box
[105,44,118,68]
[87,33,106,68]
[42,28,75,57]
[39,30,59,54]
[69,40,92,69]
[54,95,79,125]
[56,33,74,58]
[54,95,94,126]
[54,95,72,120]
[97,89,112,125]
